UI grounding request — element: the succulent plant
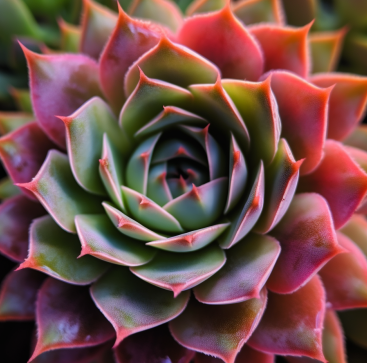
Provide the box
[2,0,367,362]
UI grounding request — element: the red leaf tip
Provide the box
[139,197,151,208]
[188,184,201,201]
[56,115,72,127]
[15,181,36,193]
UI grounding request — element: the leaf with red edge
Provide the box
[90,266,190,347]
[80,0,117,60]
[186,0,226,16]
[170,289,267,363]
[267,193,342,294]
[129,0,183,32]
[233,0,284,26]
[319,232,367,310]
[248,275,326,362]
[22,47,103,148]
[0,269,45,321]
[115,324,194,363]
[99,6,164,114]
[0,195,45,262]
[177,5,263,80]
[267,71,330,175]
[0,112,34,135]
[58,18,81,53]
[29,278,115,361]
[311,73,367,141]
[250,23,311,78]
[19,215,109,285]
[298,140,367,229]
[195,233,279,305]
[0,122,56,200]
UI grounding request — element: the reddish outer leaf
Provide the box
[114,325,195,363]
[0,269,45,321]
[250,23,311,78]
[267,193,342,294]
[177,5,263,80]
[99,5,163,114]
[298,140,367,229]
[30,278,115,361]
[248,276,326,362]
[22,46,103,148]
[267,71,331,175]
[0,122,56,199]
[319,232,367,310]
[311,73,367,141]
[344,124,367,153]
[341,214,367,257]
[170,289,268,363]
[0,195,44,262]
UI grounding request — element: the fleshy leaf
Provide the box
[146,163,172,206]
[233,0,284,25]
[80,0,117,60]
[128,0,183,32]
[339,308,367,349]
[319,232,367,310]
[103,202,166,241]
[0,177,20,200]
[267,71,330,175]
[147,223,229,252]
[164,177,228,230]
[186,0,227,16]
[298,140,367,229]
[0,195,45,262]
[124,36,219,97]
[0,112,34,135]
[0,269,45,321]
[9,88,33,113]
[114,324,195,363]
[19,216,109,285]
[22,47,103,148]
[222,77,281,166]
[131,244,226,296]
[91,267,189,346]
[99,6,163,113]
[311,73,367,141]
[250,23,311,78]
[178,5,263,80]
[344,125,367,153]
[248,276,326,362]
[30,278,115,361]
[195,233,279,304]
[170,289,267,363]
[18,150,103,233]
[61,97,129,196]
[58,19,81,53]
[219,162,264,249]
[340,214,367,257]
[75,214,156,267]
[267,193,342,294]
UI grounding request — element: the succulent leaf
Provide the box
[0,112,34,135]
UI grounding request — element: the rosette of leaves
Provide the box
[1,0,367,362]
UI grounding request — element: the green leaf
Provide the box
[0,177,20,200]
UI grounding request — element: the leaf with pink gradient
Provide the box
[250,23,311,77]
[177,6,263,80]
[91,267,189,347]
[0,195,45,262]
[170,289,267,363]
[298,140,367,229]
[267,193,342,294]
[311,73,367,141]
[195,233,279,304]
[29,278,115,361]
[23,47,103,148]
[0,269,45,321]
[267,71,330,175]
[248,276,326,362]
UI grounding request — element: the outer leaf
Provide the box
[311,73,367,141]
[91,267,190,346]
[17,150,103,233]
[248,276,326,362]
[267,193,342,294]
[58,19,81,53]
[29,278,115,361]
[19,216,109,285]
[0,177,20,200]
[75,214,156,266]
[22,47,103,148]
[0,112,33,135]
[0,195,45,262]
[170,289,267,363]
[298,140,367,229]
[195,233,280,304]
[344,125,367,152]
[0,269,45,321]
[341,214,367,257]
[178,5,264,80]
